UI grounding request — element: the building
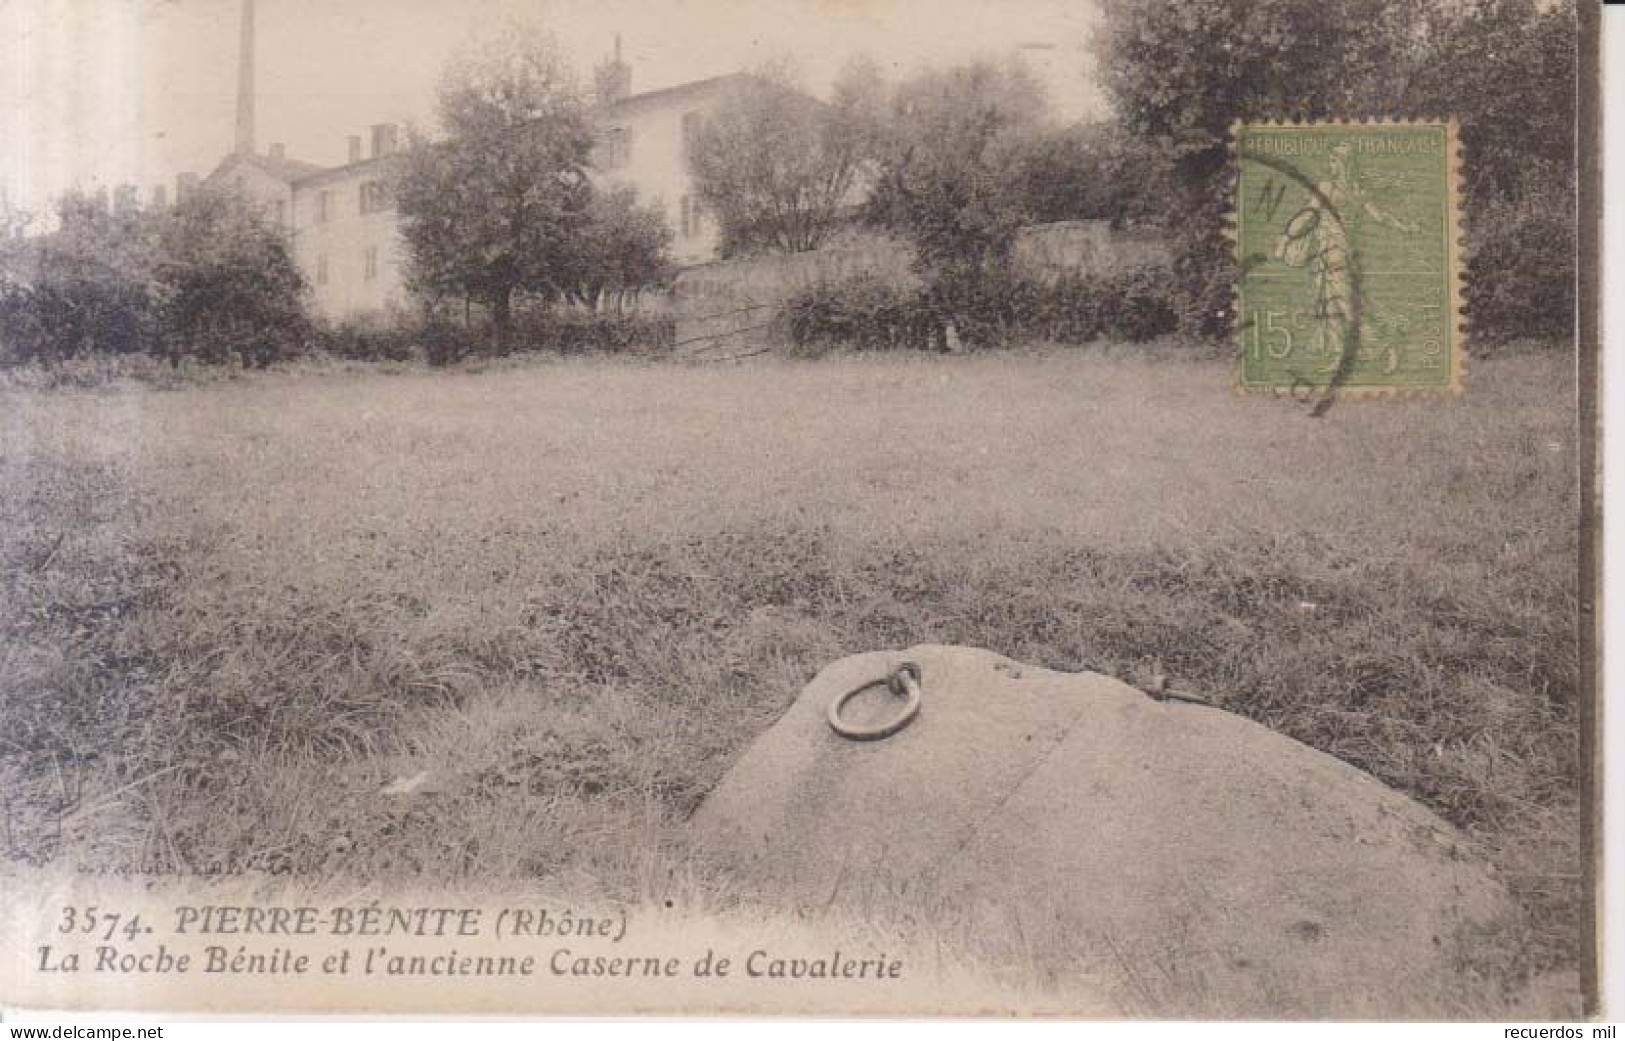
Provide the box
[206,125,407,319]
[590,42,734,269]
[202,2,737,320]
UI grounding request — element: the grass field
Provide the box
[0,348,1582,981]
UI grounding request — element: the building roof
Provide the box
[293,153,400,189]
[206,149,330,186]
[597,73,751,118]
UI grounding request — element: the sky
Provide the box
[0,0,1107,219]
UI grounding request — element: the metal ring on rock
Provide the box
[828,661,922,741]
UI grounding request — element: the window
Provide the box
[598,127,632,170]
[680,195,691,238]
[273,200,286,226]
[359,181,390,214]
[316,254,329,286]
[364,246,378,281]
[316,190,331,223]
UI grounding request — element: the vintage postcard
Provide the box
[0,0,1597,1022]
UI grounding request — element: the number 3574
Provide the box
[58,906,147,942]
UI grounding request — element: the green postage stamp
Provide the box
[1234,119,1464,397]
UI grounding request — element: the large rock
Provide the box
[688,645,1528,1017]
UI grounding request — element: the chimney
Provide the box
[370,123,399,159]
[348,135,362,163]
[234,0,256,155]
[176,172,199,203]
[150,184,168,210]
[269,142,285,160]
[594,34,632,106]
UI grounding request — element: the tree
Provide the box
[152,186,310,367]
[862,59,1048,344]
[15,190,159,361]
[1095,0,1427,337]
[1005,120,1167,228]
[688,65,867,255]
[0,187,309,367]
[1405,0,1574,207]
[1404,0,1575,344]
[394,25,595,345]
[1096,0,1576,346]
[562,185,672,311]
[828,55,890,162]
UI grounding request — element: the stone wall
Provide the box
[671,230,915,357]
[1010,221,1170,283]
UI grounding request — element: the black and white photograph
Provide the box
[0,0,1596,1022]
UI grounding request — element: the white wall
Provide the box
[279,83,735,319]
[595,92,723,266]
[291,165,406,319]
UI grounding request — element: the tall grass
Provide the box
[0,348,1580,978]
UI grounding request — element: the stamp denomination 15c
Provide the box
[1235,119,1464,398]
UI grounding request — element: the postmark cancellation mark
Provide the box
[1235,119,1465,397]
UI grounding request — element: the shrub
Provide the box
[1030,267,1181,344]
[780,266,1180,352]
[0,276,35,365]
[0,195,159,365]
[0,188,312,369]
[529,309,676,354]
[9,275,159,364]
[309,304,676,368]
[779,277,936,351]
[153,189,311,368]
[1466,189,1575,350]
[312,313,419,363]
[936,267,1044,348]
[418,315,481,367]
[406,306,674,366]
